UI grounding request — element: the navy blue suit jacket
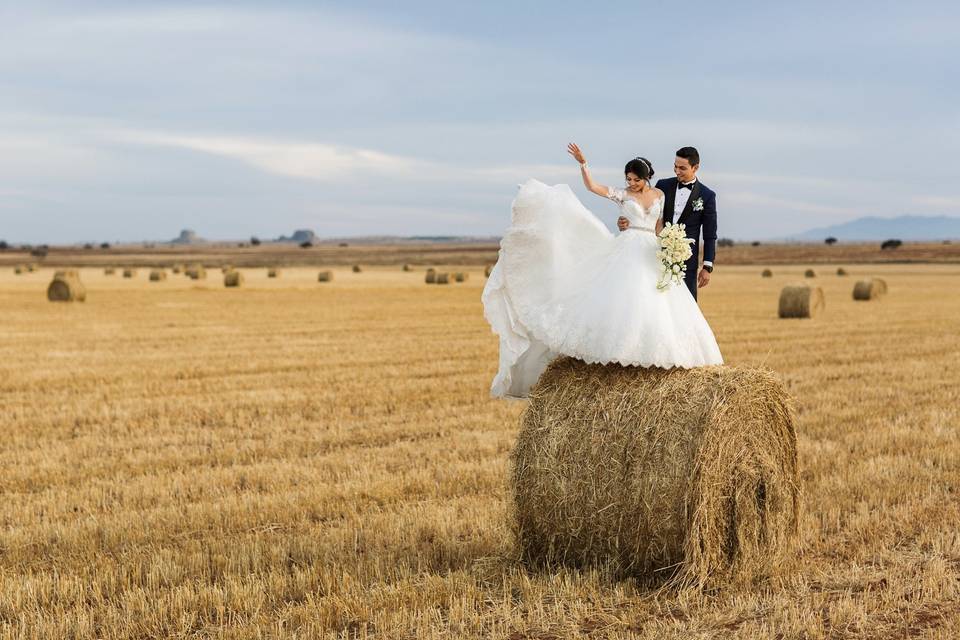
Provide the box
[656,177,718,264]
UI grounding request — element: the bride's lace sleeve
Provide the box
[606,187,625,204]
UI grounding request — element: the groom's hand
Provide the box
[617,216,629,231]
[698,268,712,288]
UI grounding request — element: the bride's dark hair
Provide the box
[624,157,654,181]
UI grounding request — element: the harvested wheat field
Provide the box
[1,262,960,638]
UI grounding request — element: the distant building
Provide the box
[277,229,316,244]
[171,229,200,244]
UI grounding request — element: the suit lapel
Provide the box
[663,178,678,223]
[677,181,701,226]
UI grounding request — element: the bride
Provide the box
[482,143,723,399]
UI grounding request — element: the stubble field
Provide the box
[2,261,960,639]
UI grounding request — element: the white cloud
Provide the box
[114,130,428,181]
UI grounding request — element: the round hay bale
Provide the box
[104,267,116,275]
[804,269,816,278]
[185,265,207,280]
[14,265,23,275]
[512,357,800,588]
[267,268,280,278]
[172,264,182,274]
[485,264,494,278]
[26,264,37,273]
[761,269,773,278]
[836,267,848,276]
[778,285,825,318]
[425,268,437,284]
[454,272,469,282]
[352,265,362,273]
[852,278,887,301]
[47,272,86,302]
[223,270,244,287]
[149,269,167,282]
[402,264,412,272]
[318,270,333,282]
[122,268,137,279]
[435,272,450,285]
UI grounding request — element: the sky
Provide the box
[1,1,958,244]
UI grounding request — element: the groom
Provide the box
[619,146,717,301]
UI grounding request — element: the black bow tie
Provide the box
[677,182,694,190]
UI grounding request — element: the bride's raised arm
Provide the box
[567,143,611,198]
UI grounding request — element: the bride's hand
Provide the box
[567,143,586,165]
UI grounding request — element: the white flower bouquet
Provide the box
[656,222,694,291]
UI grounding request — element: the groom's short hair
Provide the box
[676,146,700,167]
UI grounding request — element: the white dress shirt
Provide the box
[674,179,712,268]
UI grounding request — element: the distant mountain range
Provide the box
[791,215,960,241]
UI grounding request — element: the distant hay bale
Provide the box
[804,269,816,278]
[104,267,116,275]
[318,270,333,282]
[14,265,23,275]
[512,357,800,588]
[425,268,437,284]
[485,264,494,278]
[778,285,825,318]
[223,270,244,287]
[268,268,280,278]
[352,265,362,273]
[435,272,450,284]
[454,272,469,282]
[853,278,887,301]
[26,264,37,273]
[836,267,848,276]
[185,265,207,280]
[122,268,137,278]
[172,264,182,274]
[761,269,773,278]
[402,264,412,272]
[47,271,86,302]
[149,269,167,282]
[221,265,233,274]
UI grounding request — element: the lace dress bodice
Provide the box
[607,187,663,233]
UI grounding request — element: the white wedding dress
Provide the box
[482,178,723,399]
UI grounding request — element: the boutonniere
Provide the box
[692,198,704,212]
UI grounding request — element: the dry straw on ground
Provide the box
[512,356,800,589]
[149,269,167,282]
[47,270,86,302]
[268,268,280,278]
[123,268,137,278]
[425,268,437,284]
[778,284,825,318]
[317,270,333,282]
[762,268,773,278]
[804,269,816,278]
[223,270,244,287]
[853,278,888,301]
[435,273,450,284]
